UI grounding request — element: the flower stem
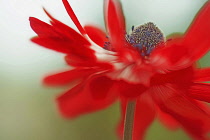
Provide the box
[123,100,136,140]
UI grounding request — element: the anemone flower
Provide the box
[29,0,210,140]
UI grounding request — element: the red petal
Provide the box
[65,54,94,66]
[89,76,115,99]
[31,36,73,53]
[43,9,96,60]
[189,83,210,103]
[43,9,90,46]
[117,95,155,140]
[104,0,126,51]
[151,1,210,70]
[65,54,114,69]
[194,68,210,82]
[62,0,86,35]
[151,84,210,140]
[57,76,118,118]
[117,81,147,98]
[182,1,210,62]
[31,36,94,60]
[29,17,59,37]
[43,68,98,86]
[157,107,180,130]
[84,25,108,47]
[151,66,194,87]
[150,34,190,71]
[30,16,95,60]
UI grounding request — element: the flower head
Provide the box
[30,0,210,139]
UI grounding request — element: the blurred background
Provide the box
[0,0,209,139]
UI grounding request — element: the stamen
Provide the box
[132,25,134,31]
[104,41,112,50]
[126,22,164,57]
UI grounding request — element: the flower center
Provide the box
[126,22,164,57]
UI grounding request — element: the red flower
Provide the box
[30,0,210,140]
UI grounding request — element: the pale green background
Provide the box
[0,0,209,140]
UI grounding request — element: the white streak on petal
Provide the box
[107,63,141,84]
[84,33,153,85]
[84,34,117,62]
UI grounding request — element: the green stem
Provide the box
[123,101,136,140]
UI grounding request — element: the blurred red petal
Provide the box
[29,17,59,37]
[44,9,96,60]
[151,1,210,70]
[31,36,74,54]
[65,54,114,69]
[65,54,94,66]
[84,25,108,47]
[57,76,118,118]
[31,37,95,60]
[30,16,95,59]
[117,81,147,98]
[194,68,210,82]
[182,1,210,62]
[157,107,180,130]
[151,84,210,140]
[104,0,126,51]
[62,0,86,35]
[117,95,155,140]
[151,66,194,88]
[150,34,190,71]
[89,76,115,99]
[43,68,98,86]
[189,83,210,103]
[44,9,90,46]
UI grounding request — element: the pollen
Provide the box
[126,22,164,57]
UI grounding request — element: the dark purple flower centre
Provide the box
[126,22,164,57]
